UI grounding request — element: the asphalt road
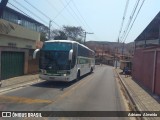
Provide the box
[0,65,128,120]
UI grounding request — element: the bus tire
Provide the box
[90,67,93,73]
[76,71,80,81]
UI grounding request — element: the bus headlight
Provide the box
[43,70,47,74]
[41,69,46,74]
[63,74,66,76]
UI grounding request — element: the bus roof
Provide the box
[45,40,94,53]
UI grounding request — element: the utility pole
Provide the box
[115,47,118,68]
[49,20,52,40]
[115,37,120,68]
[84,32,94,44]
[84,32,86,44]
[122,42,124,60]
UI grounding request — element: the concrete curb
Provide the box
[114,69,146,120]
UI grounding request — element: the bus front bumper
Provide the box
[39,74,70,82]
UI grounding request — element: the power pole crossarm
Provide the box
[83,31,94,44]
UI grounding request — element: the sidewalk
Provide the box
[115,68,160,120]
[0,74,39,93]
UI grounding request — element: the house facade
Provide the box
[0,6,46,80]
[132,11,160,96]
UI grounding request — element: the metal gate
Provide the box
[1,51,24,80]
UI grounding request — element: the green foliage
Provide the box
[54,30,68,40]
[63,26,84,43]
[40,25,85,43]
[40,32,48,42]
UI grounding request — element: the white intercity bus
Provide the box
[33,40,95,82]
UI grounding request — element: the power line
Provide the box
[24,0,50,20]
[45,0,71,25]
[23,0,61,28]
[64,0,86,27]
[120,0,141,43]
[62,0,100,41]
[61,0,94,40]
[59,0,82,26]
[71,0,94,32]
[13,0,48,25]
[46,0,60,13]
[8,2,50,35]
[120,0,141,42]
[8,2,32,20]
[123,0,146,43]
[71,0,100,41]
[117,0,130,43]
[54,0,73,20]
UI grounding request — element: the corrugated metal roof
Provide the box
[3,6,46,26]
[135,11,160,41]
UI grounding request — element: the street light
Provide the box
[84,31,94,44]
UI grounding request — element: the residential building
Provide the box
[0,6,47,80]
[132,11,160,96]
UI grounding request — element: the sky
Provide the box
[7,0,160,43]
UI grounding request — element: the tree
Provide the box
[43,25,85,43]
[40,32,48,42]
[39,26,49,42]
[53,30,67,40]
[63,26,84,43]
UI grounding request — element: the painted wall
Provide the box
[0,19,40,49]
[0,19,40,40]
[132,47,160,96]
[0,19,41,79]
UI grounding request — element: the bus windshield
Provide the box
[42,42,72,51]
[40,42,72,70]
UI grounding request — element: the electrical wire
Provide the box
[64,0,86,27]
[24,0,50,20]
[8,2,32,20]
[23,0,61,28]
[71,0,94,32]
[45,0,71,24]
[117,0,130,42]
[63,0,100,41]
[59,0,82,26]
[71,0,101,41]
[53,0,73,20]
[123,0,146,43]
[120,0,141,43]
[13,0,48,25]
[8,2,49,35]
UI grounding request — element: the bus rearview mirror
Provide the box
[33,49,40,59]
[69,49,73,61]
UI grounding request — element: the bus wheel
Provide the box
[90,67,93,73]
[76,71,80,81]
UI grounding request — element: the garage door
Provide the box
[1,51,24,80]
